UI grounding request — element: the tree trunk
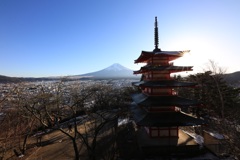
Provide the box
[21,134,29,154]
[72,138,80,160]
[212,76,225,119]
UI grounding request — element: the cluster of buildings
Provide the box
[0,79,135,115]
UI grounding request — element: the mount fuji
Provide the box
[0,63,140,83]
[79,63,139,79]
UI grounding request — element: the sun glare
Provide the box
[166,35,218,74]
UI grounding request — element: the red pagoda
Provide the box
[131,17,205,155]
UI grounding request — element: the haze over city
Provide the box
[1,0,240,77]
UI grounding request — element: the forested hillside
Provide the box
[224,71,240,85]
[178,70,240,156]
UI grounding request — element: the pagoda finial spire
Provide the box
[154,16,161,52]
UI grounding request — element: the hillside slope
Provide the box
[224,71,240,85]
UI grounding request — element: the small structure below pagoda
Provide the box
[130,17,205,156]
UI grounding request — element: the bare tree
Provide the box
[19,82,119,159]
[68,83,122,160]
[180,60,240,157]
[0,85,24,158]
[0,80,130,160]
[206,60,226,119]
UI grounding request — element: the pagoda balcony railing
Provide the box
[142,91,177,96]
[143,77,173,81]
[143,62,174,67]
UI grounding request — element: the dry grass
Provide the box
[24,130,76,160]
[2,126,87,160]
[2,119,118,160]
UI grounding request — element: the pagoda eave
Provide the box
[133,69,193,74]
[132,80,197,88]
[134,51,154,63]
[133,66,193,74]
[130,104,205,127]
[131,93,200,107]
[134,50,190,63]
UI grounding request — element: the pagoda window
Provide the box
[170,127,178,137]
[159,128,169,137]
[152,73,170,80]
[152,57,168,61]
[151,59,169,66]
[144,73,152,79]
[143,73,146,78]
[151,128,159,137]
[143,88,152,94]
[152,71,169,74]
[149,127,179,137]
[144,88,147,93]
[152,88,171,95]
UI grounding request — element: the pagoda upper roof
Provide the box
[131,93,200,107]
[134,50,190,63]
[132,80,197,88]
[133,65,193,74]
[130,103,205,127]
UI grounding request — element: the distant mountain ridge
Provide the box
[0,63,139,83]
[1,64,239,83]
[0,75,59,83]
[0,75,22,83]
[224,71,240,85]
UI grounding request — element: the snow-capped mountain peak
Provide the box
[79,63,138,78]
[104,63,131,71]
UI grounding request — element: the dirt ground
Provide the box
[3,122,120,160]
[24,131,77,160]
[3,129,78,160]
[2,122,220,160]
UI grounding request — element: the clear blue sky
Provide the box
[1,0,240,77]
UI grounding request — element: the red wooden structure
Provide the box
[131,17,204,138]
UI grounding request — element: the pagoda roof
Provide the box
[131,93,200,107]
[134,50,190,63]
[133,65,193,74]
[130,103,205,127]
[132,80,197,88]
